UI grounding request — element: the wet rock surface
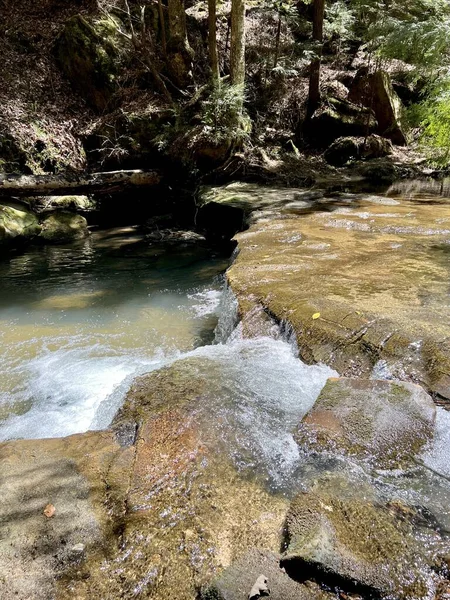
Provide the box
[201,548,328,600]
[282,480,441,600]
[0,358,288,600]
[296,377,436,468]
[226,185,450,402]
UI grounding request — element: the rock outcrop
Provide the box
[0,357,288,600]
[306,97,377,146]
[296,377,436,468]
[55,15,121,112]
[349,69,407,146]
[226,187,450,402]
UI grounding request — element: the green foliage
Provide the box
[413,86,450,164]
[324,1,355,40]
[200,83,251,144]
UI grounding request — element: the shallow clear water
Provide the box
[0,228,228,439]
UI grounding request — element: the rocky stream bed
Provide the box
[1,180,450,600]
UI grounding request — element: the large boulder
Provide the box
[39,211,89,243]
[0,204,41,245]
[55,15,121,111]
[306,97,377,147]
[349,69,407,146]
[282,482,440,599]
[324,134,393,167]
[295,377,436,468]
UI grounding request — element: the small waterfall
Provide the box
[214,283,239,343]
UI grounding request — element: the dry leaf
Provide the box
[312,312,321,320]
[43,504,55,518]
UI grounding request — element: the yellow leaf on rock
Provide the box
[312,312,321,320]
[43,504,55,518]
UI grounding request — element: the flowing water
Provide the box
[2,197,450,530]
[0,226,335,486]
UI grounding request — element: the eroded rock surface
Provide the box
[0,357,288,600]
[296,377,436,468]
[227,189,450,401]
[202,548,328,600]
[282,481,441,599]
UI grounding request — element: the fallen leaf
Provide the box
[312,312,321,320]
[43,504,55,518]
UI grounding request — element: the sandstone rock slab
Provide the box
[283,486,439,599]
[296,377,436,468]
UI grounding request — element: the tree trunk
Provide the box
[167,0,193,87]
[230,0,246,89]
[208,0,220,85]
[0,170,161,197]
[157,0,167,58]
[307,0,325,119]
[273,10,282,68]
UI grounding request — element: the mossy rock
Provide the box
[39,211,89,243]
[283,483,439,599]
[295,377,436,468]
[0,134,29,174]
[55,15,122,111]
[0,205,41,245]
[349,69,407,146]
[36,195,96,213]
[306,97,377,147]
[324,135,393,167]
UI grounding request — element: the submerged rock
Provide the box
[202,548,328,600]
[39,210,89,243]
[282,483,438,599]
[0,204,41,245]
[296,377,436,468]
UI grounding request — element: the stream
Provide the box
[1,190,450,534]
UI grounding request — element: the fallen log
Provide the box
[0,170,161,197]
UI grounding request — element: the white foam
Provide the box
[421,407,450,479]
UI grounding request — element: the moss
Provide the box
[39,211,88,243]
[284,486,435,599]
[54,15,122,111]
[0,205,41,244]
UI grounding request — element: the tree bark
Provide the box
[157,0,167,58]
[167,0,194,87]
[208,0,220,85]
[0,170,161,197]
[307,0,325,119]
[230,0,246,89]
[273,10,282,68]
